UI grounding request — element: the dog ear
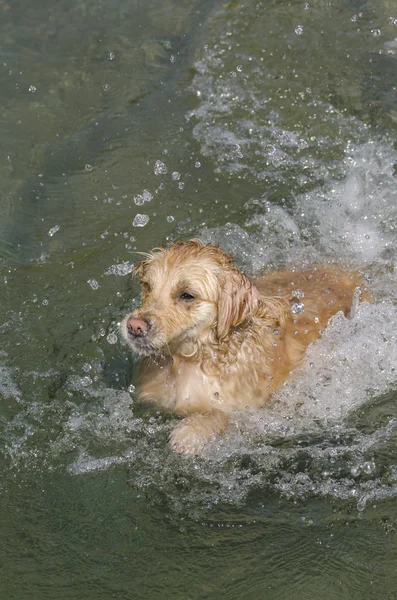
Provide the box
[217,268,260,340]
[257,296,290,329]
[132,255,152,278]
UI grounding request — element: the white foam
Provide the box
[202,142,397,276]
[0,363,21,400]
[235,302,397,435]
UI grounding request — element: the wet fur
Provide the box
[122,240,369,454]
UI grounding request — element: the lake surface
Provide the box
[1,0,397,598]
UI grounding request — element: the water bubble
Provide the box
[87,278,100,290]
[362,461,375,474]
[292,289,305,299]
[167,215,175,223]
[107,332,117,345]
[371,29,381,37]
[195,161,201,168]
[291,302,305,314]
[170,55,176,63]
[154,160,167,175]
[28,85,36,93]
[48,225,60,237]
[265,144,277,155]
[172,171,181,180]
[132,214,150,227]
[128,384,136,394]
[178,182,185,190]
[85,164,93,172]
[103,84,110,92]
[295,25,304,35]
[108,52,115,61]
[82,364,92,373]
[164,40,171,50]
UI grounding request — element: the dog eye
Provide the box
[179,292,195,301]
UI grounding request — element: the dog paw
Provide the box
[169,420,207,456]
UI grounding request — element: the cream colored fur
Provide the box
[121,240,369,455]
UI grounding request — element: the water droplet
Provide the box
[107,332,117,344]
[28,85,36,93]
[167,215,175,222]
[291,302,305,314]
[295,25,304,35]
[172,171,181,180]
[108,52,115,61]
[292,289,305,299]
[85,164,93,172]
[371,29,381,36]
[103,84,110,92]
[134,194,144,206]
[164,40,171,50]
[178,181,185,190]
[195,161,201,168]
[132,214,150,227]
[128,384,136,394]
[154,160,167,175]
[82,363,92,372]
[297,139,308,150]
[48,225,60,237]
[87,278,100,290]
[143,189,152,202]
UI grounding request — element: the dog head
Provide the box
[121,240,261,356]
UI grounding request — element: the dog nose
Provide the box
[126,317,149,337]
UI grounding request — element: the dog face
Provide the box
[122,241,260,356]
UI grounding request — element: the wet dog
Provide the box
[122,240,368,455]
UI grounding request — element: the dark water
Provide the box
[1,0,397,598]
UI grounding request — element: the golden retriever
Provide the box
[121,240,369,455]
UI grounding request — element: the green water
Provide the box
[1,0,397,598]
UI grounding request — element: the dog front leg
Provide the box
[169,409,229,455]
